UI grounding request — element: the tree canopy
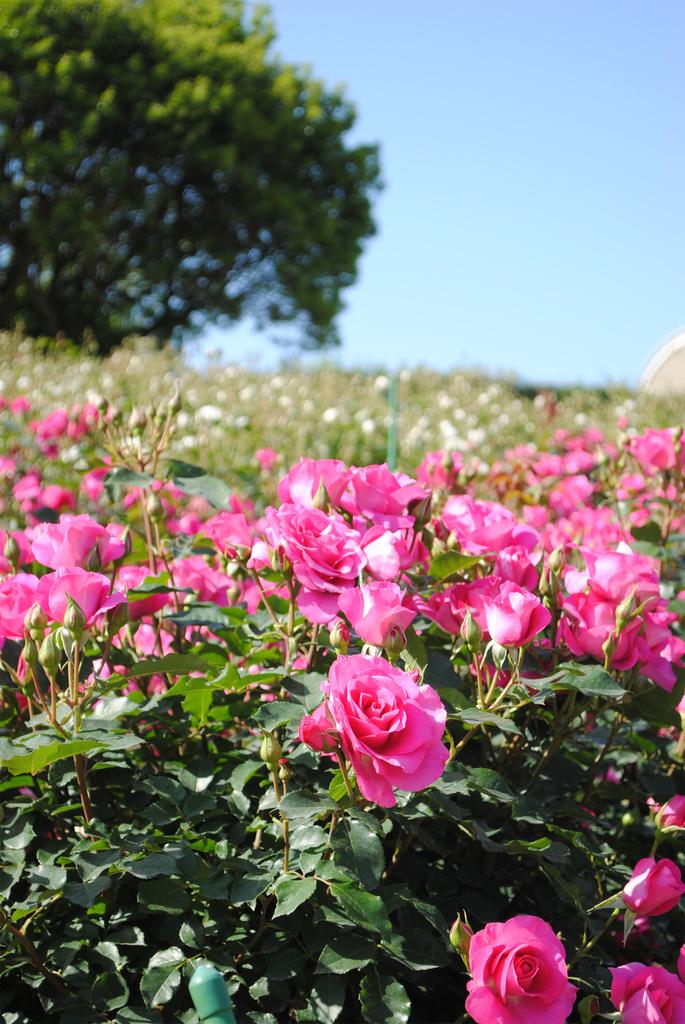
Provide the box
[0,0,381,352]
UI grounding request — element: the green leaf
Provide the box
[167,459,232,508]
[452,706,520,734]
[231,873,274,904]
[124,853,177,879]
[316,934,377,974]
[631,520,663,544]
[140,947,185,1007]
[139,877,190,913]
[272,876,317,917]
[128,653,211,677]
[104,467,154,501]
[63,877,112,908]
[429,551,484,580]
[530,663,626,699]
[360,971,410,1024]
[466,767,514,803]
[253,700,304,731]
[331,818,385,890]
[93,971,129,1011]
[308,975,346,1024]
[279,791,337,818]
[0,737,104,775]
[330,883,391,935]
[164,603,232,628]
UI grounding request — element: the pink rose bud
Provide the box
[298,703,339,754]
[577,995,600,1024]
[623,857,685,916]
[465,915,577,1024]
[329,619,350,655]
[449,915,473,966]
[656,795,685,832]
[338,581,416,649]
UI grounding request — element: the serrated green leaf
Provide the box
[63,877,111,908]
[429,551,484,580]
[316,934,377,974]
[467,767,514,803]
[360,971,410,1024]
[1,737,104,775]
[272,876,317,917]
[167,459,232,508]
[452,707,520,734]
[330,883,391,935]
[140,947,185,1007]
[128,653,211,677]
[331,818,385,890]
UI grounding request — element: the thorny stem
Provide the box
[0,907,68,994]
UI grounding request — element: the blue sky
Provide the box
[201,0,684,386]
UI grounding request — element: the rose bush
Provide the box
[0,382,684,1023]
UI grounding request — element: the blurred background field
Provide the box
[1,331,682,483]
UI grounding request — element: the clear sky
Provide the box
[200,0,685,387]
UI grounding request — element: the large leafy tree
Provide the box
[0,0,381,352]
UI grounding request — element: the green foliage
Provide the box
[0,0,380,352]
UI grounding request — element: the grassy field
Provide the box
[1,330,679,477]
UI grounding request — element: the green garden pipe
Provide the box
[188,962,237,1024]
[387,372,399,472]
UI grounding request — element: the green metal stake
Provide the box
[189,962,237,1024]
[387,372,399,472]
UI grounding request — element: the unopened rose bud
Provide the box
[260,732,282,768]
[145,492,164,522]
[491,642,508,669]
[84,545,103,572]
[24,603,48,636]
[384,623,407,661]
[107,601,129,636]
[601,632,616,665]
[38,631,62,677]
[278,760,292,783]
[461,609,482,652]
[109,404,123,426]
[22,637,38,669]
[168,384,182,416]
[578,995,600,1024]
[615,592,635,634]
[3,534,20,571]
[449,914,473,968]
[128,407,147,434]
[408,494,432,528]
[63,597,87,635]
[330,619,350,655]
[312,478,330,512]
[548,546,565,575]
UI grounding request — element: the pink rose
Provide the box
[172,556,231,606]
[623,858,685,916]
[558,591,642,670]
[117,565,170,620]
[0,573,41,640]
[255,448,279,472]
[360,525,424,581]
[609,962,685,1023]
[203,512,253,558]
[466,915,577,1024]
[628,428,678,474]
[277,458,349,508]
[39,484,76,512]
[338,582,416,648]
[316,654,448,807]
[36,567,126,627]
[442,495,538,556]
[31,514,126,570]
[265,505,366,624]
[0,529,32,573]
[416,450,462,491]
[298,702,339,753]
[340,464,428,525]
[656,795,685,832]
[494,546,540,591]
[480,580,551,647]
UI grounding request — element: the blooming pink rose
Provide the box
[548,474,595,515]
[265,504,366,624]
[36,567,126,627]
[360,525,424,581]
[656,795,685,832]
[80,465,110,503]
[338,582,416,648]
[31,515,126,570]
[623,858,685,916]
[0,573,41,640]
[494,546,540,591]
[318,654,448,807]
[277,458,349,508]
[466,915,577,1024]
[558,591,642,670]
[480,580,551,647]
[172,556,231,606]
[609,962,685,1023]
[255,448,278,472]
[340,464,428,525]
[117,565,170,620]
[628,428,678,475]
[203,512,253,559]
[416,450,462,491]
[39,484,76,512]
[442,495,538,556]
